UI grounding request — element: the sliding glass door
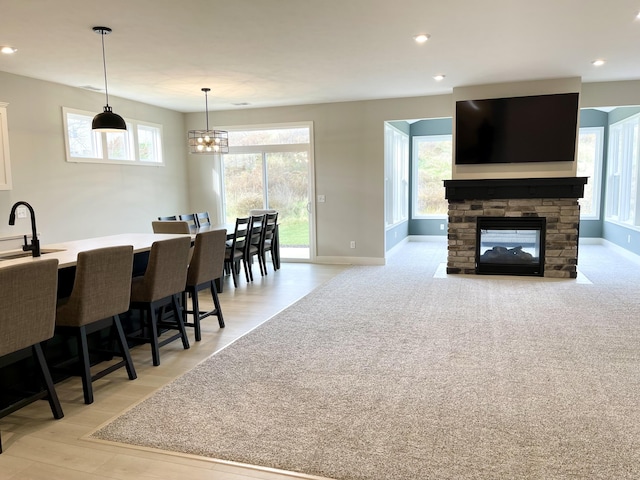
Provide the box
[222,124,313,261]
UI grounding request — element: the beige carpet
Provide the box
[90,242,640,480]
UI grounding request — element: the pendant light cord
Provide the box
[100,30,110,107]
[204,89,210,130]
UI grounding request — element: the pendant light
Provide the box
[92,26,126,132]
[188,88,229,155]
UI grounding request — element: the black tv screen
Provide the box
[455,92,579,165]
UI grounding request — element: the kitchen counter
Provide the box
[0,233,191,269]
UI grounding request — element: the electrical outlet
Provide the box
[317,195,326,203]
[350,241,356,249]
[440,223,445,230]
[16,206,27,219]
[628,234,632,243]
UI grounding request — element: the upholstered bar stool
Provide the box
[0,259,63,453]
[55,246,136,405]
[183,229,226,341]
[151,220,191,234]
[128,236,191,366]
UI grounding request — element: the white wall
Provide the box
[0,71,189,244]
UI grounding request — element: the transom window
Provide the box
[63,107,163,165]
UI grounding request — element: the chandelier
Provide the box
[188,88,229,154]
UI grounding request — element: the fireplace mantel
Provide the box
[444,177,588,201]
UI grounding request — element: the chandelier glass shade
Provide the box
[188,88,229,154]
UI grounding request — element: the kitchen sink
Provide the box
[0,248,66,260]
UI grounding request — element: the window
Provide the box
[412,135,452,217]
[63,108,163,165]
[577,127,604,219]
[384,124,409,227]
[605,113,640,225]
[222,123,313,259]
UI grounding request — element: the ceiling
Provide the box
[1,0,639,113]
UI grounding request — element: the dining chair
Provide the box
[248,214,267,278]
[179,213,199,230]
[128,236,192,366]
[183,229,226,341]
[0,259,63,453]
[195,211,212,228]
[152,220,191,234]
[55,246,137,404]
[224,216,251,288]
[158,215,177,221]
[261,211,279,272]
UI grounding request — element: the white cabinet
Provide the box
[0,102,12,190]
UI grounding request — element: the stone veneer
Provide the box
[447,198,581,278]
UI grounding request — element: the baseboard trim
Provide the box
[314,256,385,266]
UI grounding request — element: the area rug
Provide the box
[90,242,640,480]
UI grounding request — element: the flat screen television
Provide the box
[455,92,579,165]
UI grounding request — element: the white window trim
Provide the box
[578,126,604,220]
[605,112,640,226]
[0,102,12,190]
[412,134,452,219]
[384,123,409,228]
[62,107,164,166]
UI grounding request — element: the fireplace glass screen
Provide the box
[476,216,546,276]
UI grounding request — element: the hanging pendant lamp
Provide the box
[92,26,126,132]
[188,88,229,155]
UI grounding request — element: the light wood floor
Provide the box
[0,261,348,480]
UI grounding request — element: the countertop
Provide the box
[0,233,191,269]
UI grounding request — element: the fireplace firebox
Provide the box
[476,216,546,276]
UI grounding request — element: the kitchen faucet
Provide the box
[8,201,40,257]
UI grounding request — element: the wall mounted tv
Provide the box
[455,92,579,165]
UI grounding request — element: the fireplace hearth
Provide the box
[444,177,587,279]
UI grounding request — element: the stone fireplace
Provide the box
[444,177,587,279]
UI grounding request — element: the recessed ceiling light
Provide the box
[433,74,446,81]
[413,34,430,44]
[592,59,606,66]
[0,46,17,54]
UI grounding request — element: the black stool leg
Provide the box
[171,294,190,350]
[191,288,202,341]
[76,326,93,405]
[211,281,225,328]
[113,314,136,380]
[33,343,64,419]
[148,306,161,366]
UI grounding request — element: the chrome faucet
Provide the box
[8,201,40,257]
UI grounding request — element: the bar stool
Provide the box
[151,220,191,234]
[128,236,191,366]
[55,246,136,405]
[183,229,226,341]
[0,259,63,453]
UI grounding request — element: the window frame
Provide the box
[62,107,164,166]
[384,123,409,228]
[605,113,640,226]
[577,126,604,220]
[411,134,452,219]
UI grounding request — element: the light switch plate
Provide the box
[317,195,326,203]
